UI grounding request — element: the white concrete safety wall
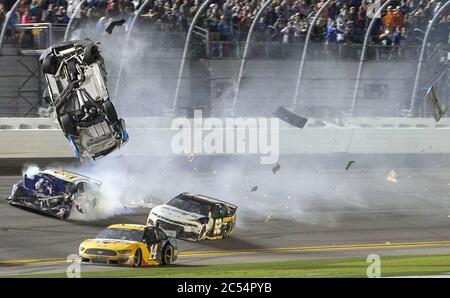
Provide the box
[0,117,449,159]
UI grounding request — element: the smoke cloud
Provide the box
[46,17,444,226]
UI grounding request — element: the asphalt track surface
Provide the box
[2,158,450,276]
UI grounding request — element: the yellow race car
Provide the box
[79,224,178,267]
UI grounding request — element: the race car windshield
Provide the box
[167,196,210,216]
[96,228,143,242]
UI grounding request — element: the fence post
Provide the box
[410,0,450,116]
[292,0,334,110]
[172,0,212,111]
[63,0,87,41]
[232,0,272,114]
[351,0,394,116]
[0,0,21,53]
[113,0,152,98]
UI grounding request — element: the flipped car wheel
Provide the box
[132,249,142,267]
[42,54,57,75]
[59,114,77,136]
[12,186,24,197]
[83,44,99,65]
[161,245,173,265]
[103,101,119,124]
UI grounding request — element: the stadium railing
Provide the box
[5,23,66,52]
[203,41,434,61]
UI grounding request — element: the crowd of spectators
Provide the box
[1,0,449,47]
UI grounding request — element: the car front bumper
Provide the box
[79,251,135,265]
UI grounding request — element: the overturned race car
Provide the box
[39,39,128,160]
[8,169,102,219]
[147,193,237,241]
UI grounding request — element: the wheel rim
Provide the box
[165,246,173,264]
[134,250,140,266]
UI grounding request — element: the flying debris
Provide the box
[273,106,308,129]
[272,164,281,174]
[386,169,398,183]
[426,85,447,121]
[105,18,126,34]
[345,161,355,171]
[265,213,272,223]
[250,186,258,192]
[186,153,195,162]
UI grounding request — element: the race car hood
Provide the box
[152,205,206,223]
[80,238,137,251]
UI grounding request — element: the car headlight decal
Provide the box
[118,249,132,254]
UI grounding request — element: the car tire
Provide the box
[132,249,142,267]
[83,44,98,65]
[223,224,233,239]
[161,245,173,265]
[59,114,77,136]
[12,186,24,197]
[103,101,119,124]
[197,225,207,241]
[42,54,57,75]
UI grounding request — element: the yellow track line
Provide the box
[180,240,450,256]
[2,240,450,266]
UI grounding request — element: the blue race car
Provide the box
[8,169,102,219]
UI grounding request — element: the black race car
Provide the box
[39,39,128,160]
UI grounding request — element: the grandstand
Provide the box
[0,0,449,118]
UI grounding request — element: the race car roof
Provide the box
[107,224,146,231]
[41,169,102,186]
[181,192,237,210]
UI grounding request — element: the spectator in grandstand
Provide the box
[20,9,30,24]
[29,0,43,22]
[391,26,404,46]
[179,0,190,32]
[281,21,298,43]
[217,14,231,41]
[236,10,251,42]
[2,0,449,56]
[0,3,5,27]
[325,20,343,43]
[206,13,219,41]
[105,0,120,18]
[269,17,285,42]
[378,28,392,46]
[42,4,56,23]
[55,6,69,24]
[382,6,395,30]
